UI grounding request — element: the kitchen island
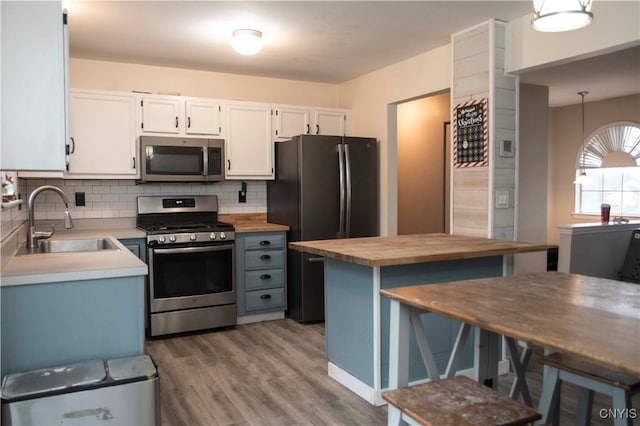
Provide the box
[289,233,554,405]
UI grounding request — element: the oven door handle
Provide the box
[152,244,234,255]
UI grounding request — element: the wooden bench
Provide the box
[539,353,640,426]
[382,375,541,426]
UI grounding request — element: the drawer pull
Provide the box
[259,240,271,246]
[260,254,271,260]
[260,294,271,300]
[260,274,271,280]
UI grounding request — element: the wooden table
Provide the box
[380,271,640,424]
[289,234,553,405]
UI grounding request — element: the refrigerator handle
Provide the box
[337,144,345,238]
[344,143,352,238]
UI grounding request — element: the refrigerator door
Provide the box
[343,137,379,238]
[300,135,343,241]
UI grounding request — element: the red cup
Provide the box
[601,204,611,224]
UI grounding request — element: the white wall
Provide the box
[70,58,340,107]
[506,1,640,74]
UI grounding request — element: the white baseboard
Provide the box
[237,311,284,325]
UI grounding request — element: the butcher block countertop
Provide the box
[289,233,555,267]
[219,213,289,233]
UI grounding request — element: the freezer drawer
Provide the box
[1,355,159,426]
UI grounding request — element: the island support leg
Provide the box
[474,327,500,389]
[387,299,410,426]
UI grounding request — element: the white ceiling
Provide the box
[66,1,640,107]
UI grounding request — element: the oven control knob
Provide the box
[190,234,197,241]
[158,236,166,244]
[169,235,176,243]
[209,232,217,240]
[220,232,226,240]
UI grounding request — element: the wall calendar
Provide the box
[453,98,488,168]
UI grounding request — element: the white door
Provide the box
[274,107,310,140]
[68,91,137,176]
[141,97,181,134]
[185,100,222,136]
[226,104,273,179]
[313,109,346,136]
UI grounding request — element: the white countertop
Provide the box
[1,228,148,287]
[557,220,640,235]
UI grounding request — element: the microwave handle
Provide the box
[202,146,208,177]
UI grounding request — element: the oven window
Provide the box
[153,247,233,298]
[146,145,203,175]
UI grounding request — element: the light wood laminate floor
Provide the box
[145,319,638,425]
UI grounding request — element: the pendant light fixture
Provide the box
[532,0,593,32]
[574,91,590,185]
[231,29,263,56]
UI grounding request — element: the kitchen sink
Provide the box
[16,238,119,255]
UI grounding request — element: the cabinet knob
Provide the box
[260,294,271,300]
[187,116,191,128]
[259,240,271,246]
[260,274,271,280]
[260,254,271,260]
[315,124,320,134]
[175,116,179,128]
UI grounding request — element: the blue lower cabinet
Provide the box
[1,276,145,379]
[236,232,287,316]
[118,238,147,263]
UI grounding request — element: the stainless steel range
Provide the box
[137,195,236,337]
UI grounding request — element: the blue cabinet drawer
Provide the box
[244,234,285,250]
[245,269,284,291]
[246,288,285,311]
[245,250,284,269]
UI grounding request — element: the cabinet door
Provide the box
[141,97,181,134]
[226,103,273,179]
[274,107,310,141]
[68,91,137,176]
[185,100,222,136]
[1,1,66,171]
[313,109,346,136]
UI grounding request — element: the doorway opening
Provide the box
[396,91,451,235]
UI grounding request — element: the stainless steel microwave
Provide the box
[139,136,224,183]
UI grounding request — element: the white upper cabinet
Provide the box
[273,106,311,141]
[185,100,223,136]
[313,108,348,136]
[68,90,138,177]
[1,1,67,171]
[140,95,223,137]
[140,96,181,134]
[226,103,274,180]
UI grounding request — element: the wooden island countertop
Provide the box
[289,233,555,267]
[219,213,289,233]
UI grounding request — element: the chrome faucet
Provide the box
[26,185,73,249]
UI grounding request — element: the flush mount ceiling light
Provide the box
[574,91,591,185]
[532,0,593,32]
[231,29,263,56]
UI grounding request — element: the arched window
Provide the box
[575,122,640,216]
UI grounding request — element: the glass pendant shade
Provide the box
[532,0,593,32]
[573,170,591,185]
[231,29,263,56]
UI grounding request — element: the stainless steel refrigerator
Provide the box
[267,135,379,322]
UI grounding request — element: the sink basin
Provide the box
[17,238,119,255]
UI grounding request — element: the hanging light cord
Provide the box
[579,91,588,170]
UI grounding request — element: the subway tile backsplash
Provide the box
[21,179,267,220]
